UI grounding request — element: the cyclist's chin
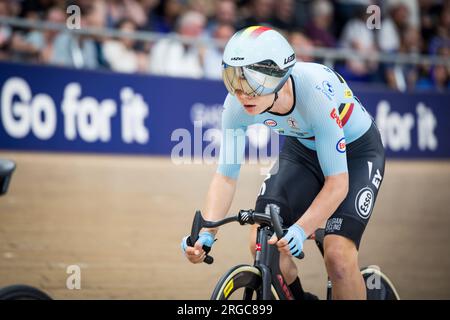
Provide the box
[242,104,264,115]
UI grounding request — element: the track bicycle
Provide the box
[186,203,400,300]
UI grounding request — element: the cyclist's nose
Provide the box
[236,90,253,101]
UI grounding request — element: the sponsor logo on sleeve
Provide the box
[264,119,277,127]
[355,187,375,219]
[316,81,335,101]
[336,137,346,153]
[322,81,335,96]
[330,108,343,128]
[287,117,298,129]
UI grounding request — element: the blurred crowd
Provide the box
[0,0,449,91]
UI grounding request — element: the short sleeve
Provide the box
[300,77,348,176]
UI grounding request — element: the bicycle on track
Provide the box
[186,203,400,300]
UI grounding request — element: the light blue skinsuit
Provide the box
[217,62,373,179]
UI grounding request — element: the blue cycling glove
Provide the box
[282,224,307,257]
[181,231,215,254]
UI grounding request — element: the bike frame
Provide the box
[253,225,330,300]
[253,225,295,300]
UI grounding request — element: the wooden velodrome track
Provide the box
[0,152,449,299]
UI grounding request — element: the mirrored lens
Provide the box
[222,62,289,97]
[222,65,259,96]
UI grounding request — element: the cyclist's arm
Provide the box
[202,95,253,234]
[295,77,349,237]
[202,172,237,235]
[297,173,348,237]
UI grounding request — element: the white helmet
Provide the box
[222,26,296,96]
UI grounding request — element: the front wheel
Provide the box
[361,266,400,300]
[0,285,52,300]
[210,264,280,300]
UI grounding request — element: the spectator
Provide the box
[139,0,161,31]
[338,5,378,81]
[206,0,237,34]
[417,46,450,91]
[10,6,66,64]
[237,0,275,29]
[187,0,216,19]
[19,0,57,19]
[378,2,410,53]
[428,3,450,54]
[149,10,206,78]
[12,4,102,69]
[385,0,420,29]
[419,0,442,48]
[334,0,373,38]
[289,31,315,63]
[0,0,13,60]
[292,0,313,31]
[82,2,110,69]
[105,0,148,29]
[203,23,235,79]
[416,65,450,91]
[103,19,148,73]
[48,5,104,69]
[270,0,299,32]
[422,2,449,91]
[431,64,450,91]
[153,0,184,34]
[334,0,374,38]
[304,0,337,48]
[385,27,422,91]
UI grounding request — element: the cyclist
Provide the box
[181,26,385,300]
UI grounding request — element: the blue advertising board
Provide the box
[0,61,449,159]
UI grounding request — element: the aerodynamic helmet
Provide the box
[222,26,296,97]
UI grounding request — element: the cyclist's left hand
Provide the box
[268,224,307,257]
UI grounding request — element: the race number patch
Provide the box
[355,187,374,219]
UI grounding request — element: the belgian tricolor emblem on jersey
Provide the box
[338,102,354,126]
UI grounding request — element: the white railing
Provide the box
[1,15,449,69]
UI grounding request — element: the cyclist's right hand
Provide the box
[181,231,215,264]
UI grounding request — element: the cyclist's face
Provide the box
[235,90,275,115]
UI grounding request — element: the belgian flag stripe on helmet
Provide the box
[240,26,272,38]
